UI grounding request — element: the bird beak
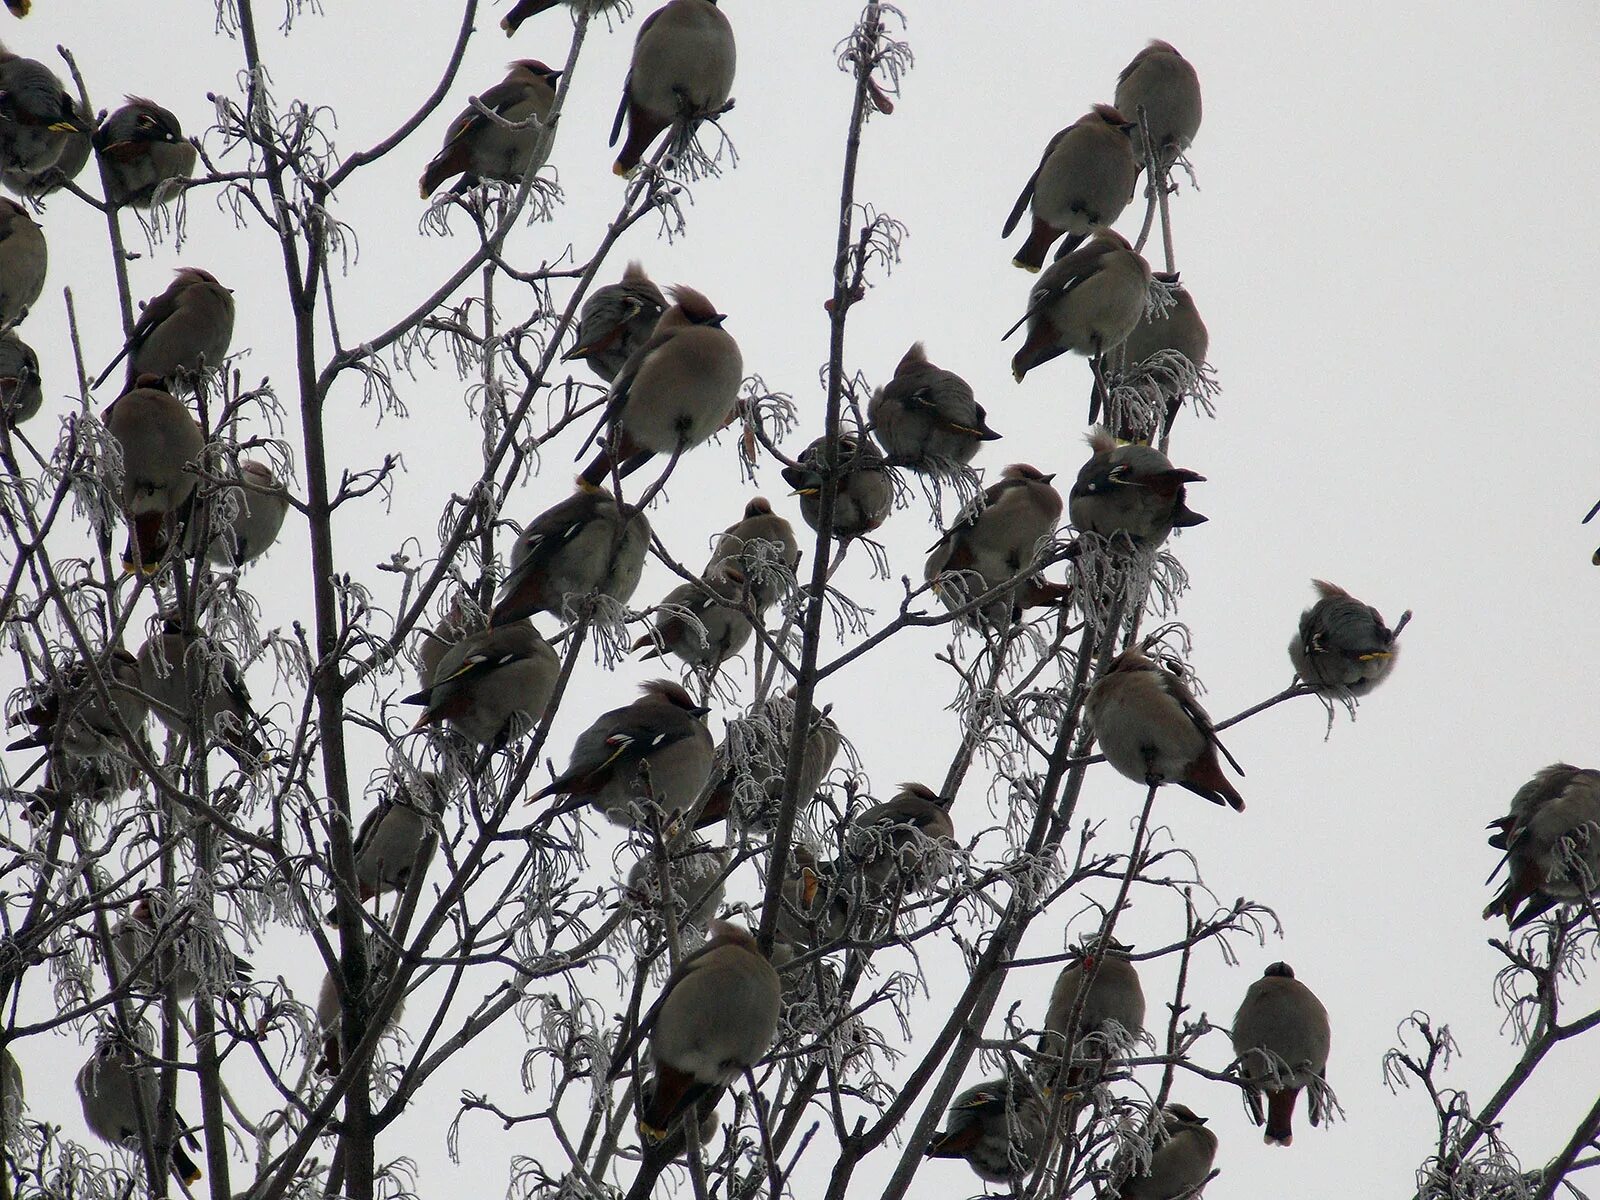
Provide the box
[690,703,711,718]
[1356,651,1393,662]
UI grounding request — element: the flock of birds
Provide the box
[0,2,1594,1196]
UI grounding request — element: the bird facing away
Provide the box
[563,261,666,383]
[104,384,205,573]
[316,953,405,1076]
[702,496,800,610]
[926,463,1063,624]
[136,623,266,769]
[529,679,714,826]
[1114,40,1202,170]
[420,60,561,197]
[781,433,893,541]
[402,622,558,748]
[329,772,449,924]
[694,697,840,831]
[1003,104,1138,271]
[0,197,46,326]
[633,573,754,671]
[1103,277,1208,438]
[625,840,730,930]
[846,782,956,892]
[0,328,40,424]
[579,285,743,487]
[1289,580,1400,699]
[109,895,252,1000]
[868,342,1000,470]
[1041,941,1147,1086]
[1231,962,1332,1147]
[1085,648,1244,810]
[1009,230,1152,389]
[640,921,780,1138]
[191,459,289,569]
[1069,428,1206,550]
[76,1030,202,1185]
[99,267,235,391]
[1116,1103,1217,1199]
[925,1078,1047,1183]
[610,0,736,176]
[93,98,196,208]
[490,486,651,625]
[1484,764,1600,927]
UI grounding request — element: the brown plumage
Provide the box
[1003,105,1138,271]
[420,60,561,196]
[610,0,736,175]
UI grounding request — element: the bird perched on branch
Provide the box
[926,463,1064,625]
[402,622,558,750]
[1069,428,1206,551]
[846,783,956,892]
[0,198,45,327]
[7,647,146,763]
[93,98,196,208]
[1114,40,1202,171]
[1231,962,1332,1147]
[490,486,650,624]
[781,433,892,542]
[327,772,448,924]
[578,285,742,488]
[1288,580,1401,699]
[1484,764,1600,927]
[1085,647,1244,811]
[633,572,753,671]
[563,261,666,383]
[1102,277,1208,438]
[0,329,39,425]
[693,696,840,831]
[76,1028,202,1185]
[1003,105,1137,271]
[419,60,561,197]
[0,43,88,182]
[98,268,234,392]
[610,0,736,176]
[104,382,205,573]
[189,459,289,569]
[1041,940,1146,1087]
[702,496,799,609]
[109,895,252,1000]
[925,1078,1046,1183]
[868,342,1000,470]
[315,954,404,1076]
[135,621,267,770]
[1115,1103,1216,1199]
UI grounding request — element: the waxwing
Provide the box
[926,464,1063,624]
[639,921,779,1138]
[93,98,196,208]
[703,496,799,610]
[846,782,955,892]
[694,696,839,831]
[135,622,266,769]
[1003,105,1137,271]
[328,772,449,923]
[0,1045,19,1138]
[0,329,39,424]
[1102,277,1208,436]
[530,679,714,825]
[502,0,631,34]
[578,286,742,487]
[774,848,857,949]
[0,45,87,182]
[420,60,561,197]
[625,839,729,929]
[1114,41,1202,170]
[402,622,558,748]
[925,1078,1046,1183]
[563,261,666,383]
[1289,580,1401,699]
[0,198,44,326]
[1117,1103,1217,1200]
[633,573,753,671]
[8,647,147,762]
[1085,648,1244,811]
[868,342,1000,470]
[1069,429,1206,550]
[76,1028,201,1184]
[490,486,650,625]
[1,91,88,196]
[610,0,736,176]
[192,459,289,568]
[1484,764,1600,927]
[100,268,235,391]
[1041,941,1146,1086]
[315,952,405,1076]
[104,382,204,572]
[1232,962,1332,1147]
[781,433,892,542]
[1009,231,1152,384]
[109,895,252,999]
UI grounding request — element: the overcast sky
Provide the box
[4,2,1600,1198]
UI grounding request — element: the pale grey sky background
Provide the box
[4,2,1600,1197]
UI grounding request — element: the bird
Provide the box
[1114,40,1202,171]
[135,622,266,769]
[0,44,87,183]
[774,847,857,949]
[1,89,88,196]
[103,381,205,572]
[419,59,561,197]
[1116,1103,1217,1199]
[1084,647,1244,810]
[562,261,666,383]
[0,1045,20,1141]
[98,268,235,391]
[625,839,729,930]
[868,342,1000,471]
[1041,941,1146,1086]
[781,433,893,542]
[7,647,147,762]
[1484,764,1600,927]
[633,573,753,671]
[108,895,252,999]
[610,0,736,176]
[76,1029,202,1184]
[530,679,714,826]
[925,1078,1047,1183]
[1003,105,1137,271]
[489,486,651,625]
[578,285,742,488]
[1103,277,1208,438]
[0,328,39,425]
[846,782,955,892]
[925,463,1064,624]
[315,953,405,1076]
[0,197,45,326]
[1232,962,1332,1147]
[92,98,196,208]
[701,496,799,610]
[638,921,779,1138]
[189,459,289,569]
[628,1082,720,1200]
[1289,580,1401,699]
[695,696,840,831]
[1008,231,1152,399]
[327,772,449,924]
[1068,428,1206,551]
[402,622,558,748]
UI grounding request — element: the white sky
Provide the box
[4,2,1600,1198]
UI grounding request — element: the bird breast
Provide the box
[621,327,743,453]
[1088,672,1205,785]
